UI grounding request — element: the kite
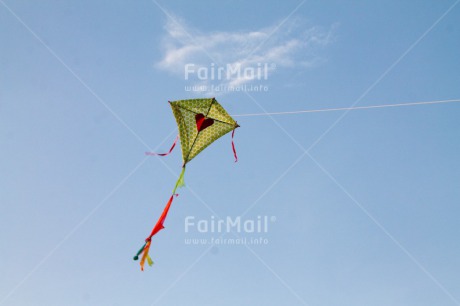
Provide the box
[133,98,239,270]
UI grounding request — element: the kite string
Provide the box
[231,99,460,117]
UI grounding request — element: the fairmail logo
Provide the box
[184,63,273,81]
[184,215,276,234]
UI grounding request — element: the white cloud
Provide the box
[156,15,336,95]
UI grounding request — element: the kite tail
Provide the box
[133,194,176,270]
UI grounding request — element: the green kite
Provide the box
[134,98,239,270]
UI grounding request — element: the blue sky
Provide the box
[1,1,460,305]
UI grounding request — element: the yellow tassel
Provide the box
[147,255,154,267]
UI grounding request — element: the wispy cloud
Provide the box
[156,15,336,94]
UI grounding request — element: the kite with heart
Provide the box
[134,98,239,270]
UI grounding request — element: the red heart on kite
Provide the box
[195,113,214,131]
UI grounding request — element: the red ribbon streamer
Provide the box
[231,128,238,162]
[147,194,175,240]
[145,135,178,156]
